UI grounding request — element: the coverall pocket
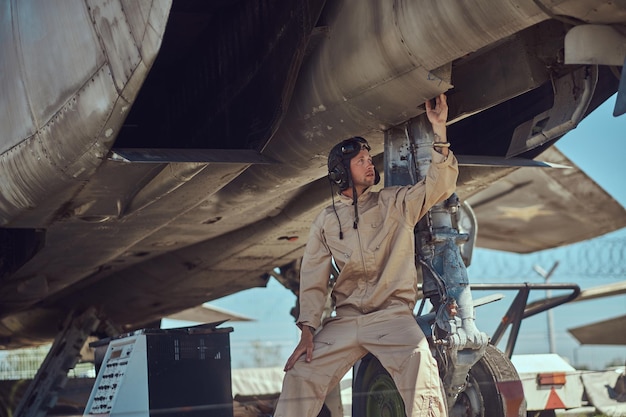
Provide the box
[329,242,353,264]
[313,336,335,355]
[321,316,342,326]
[367,227,391,252]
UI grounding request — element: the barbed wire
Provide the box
[468,237,626,282]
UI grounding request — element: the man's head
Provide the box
[328,136,380,191]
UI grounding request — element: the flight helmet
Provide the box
[327,136,380,191]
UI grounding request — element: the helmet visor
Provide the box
[340,138,371,157]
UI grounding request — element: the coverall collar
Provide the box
[338,187,374,205]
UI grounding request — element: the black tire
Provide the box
[316,404,332,417]
[449,344,526,417]
[352,354,406,417]
[528,411,556,417]
[352,345,526,417]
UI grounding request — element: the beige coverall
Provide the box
[274,149,458,417]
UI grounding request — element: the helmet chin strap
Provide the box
[353,192,359,228]
[350,175,359,229]
[328,154,363,238]
[328,177,344,240]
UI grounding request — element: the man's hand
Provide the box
[426,93,450,156]
[425,93,448,130]
[284,326,315,371]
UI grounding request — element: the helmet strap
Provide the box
[352,183,359,230]
[328,177,344,240]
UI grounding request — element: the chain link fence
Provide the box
[0,344,95,380]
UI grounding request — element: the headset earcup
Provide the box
[329,167,340,182]
[328,162,348,190]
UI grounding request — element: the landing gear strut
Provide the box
[352,112,525,417]
[14,308,100,417]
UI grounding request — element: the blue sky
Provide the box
[180,94,626,370]
[474,93,626,369]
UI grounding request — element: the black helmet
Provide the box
[327,136,380,190]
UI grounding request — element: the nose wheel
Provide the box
[353,344,525,417]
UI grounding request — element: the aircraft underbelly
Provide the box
[0,0,625,346]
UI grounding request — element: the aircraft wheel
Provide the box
[353,345,526,417]
[528,411,556,417]
[352,354,406,417]
[449,344,526,417]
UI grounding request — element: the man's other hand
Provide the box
[284,326,315,371]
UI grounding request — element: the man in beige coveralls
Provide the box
[274,94,457,417]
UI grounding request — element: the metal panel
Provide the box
[86,0,141,91]
[17,0,104,126]
[0,1,37,149]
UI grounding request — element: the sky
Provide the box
[166,93,626,371]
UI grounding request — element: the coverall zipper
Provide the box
[355,220,369,306]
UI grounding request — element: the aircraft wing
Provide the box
[465,146,626,253]
[568,315,626,345]
[524,281,626,311]
[525,282,626,345]
[166,304,254,323]
[1,0,626,348]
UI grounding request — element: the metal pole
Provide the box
[533,262,560,354]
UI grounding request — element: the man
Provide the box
[274,94,457,417]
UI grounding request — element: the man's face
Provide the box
[349,149,376,189]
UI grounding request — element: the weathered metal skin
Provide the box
[0,0,172,226]
[0,0,624,349]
